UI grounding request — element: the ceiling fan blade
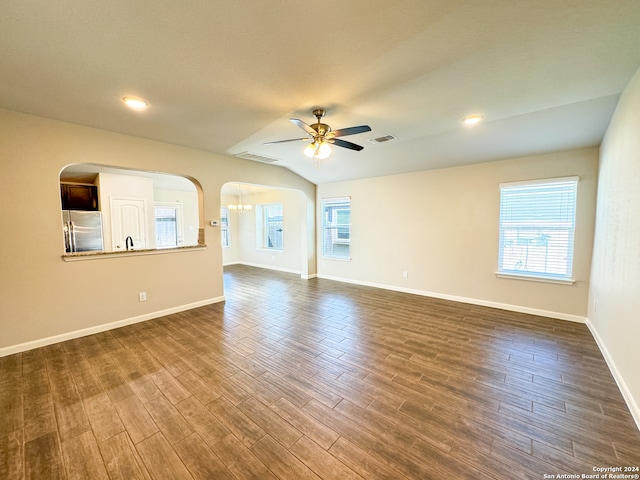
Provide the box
[331,125,371,137]
[331,138,365,151]
[290,118,317,136]
[263,138,309,145]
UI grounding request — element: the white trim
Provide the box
[223,260,242,267]
[495,272,575,285]
[223,261,314,280]
[316,274,586,323]
[499,175,580,188]
[234,261,301,275]
[0,297,225,358]
[586,319,640,432]
[322,255,352,262]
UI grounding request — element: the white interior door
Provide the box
[111,197,147,250]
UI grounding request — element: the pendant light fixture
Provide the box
[227,183,253,214]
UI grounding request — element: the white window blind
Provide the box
[322,197,351,259]
[257,203,283,251]
[498,177,578,281]
[220,206,229,248]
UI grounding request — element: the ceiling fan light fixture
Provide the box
[303,141,332,160]
[318,142,332,159]
[303,142,317,158]
[266,109,371,163]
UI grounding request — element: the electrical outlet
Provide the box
[402,271,408,278]
[139,292,147,302]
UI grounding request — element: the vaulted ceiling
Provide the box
[2,1,640,184]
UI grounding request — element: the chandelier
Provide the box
[227,183,253,214]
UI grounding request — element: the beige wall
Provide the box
[221,188,308,274]
[588,67,640,427]
[231,188,306,274]
[317,148,598,321]
[0,108,316,353]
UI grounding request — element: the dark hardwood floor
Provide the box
[2,264,639,479]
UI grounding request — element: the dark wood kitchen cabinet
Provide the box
[61,183,99,210]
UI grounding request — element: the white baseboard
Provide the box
[316,274,586,323]
[0,297,225,358]
[224,262,317,280]
[227,261,304,276]
[586,319,640,432]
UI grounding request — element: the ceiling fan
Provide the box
[264,109,371,161]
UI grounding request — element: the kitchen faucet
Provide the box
[125,236,134,250]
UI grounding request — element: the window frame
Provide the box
[256,203,284,252]
[154,202,184,249]
[220,206,229,248]
[321,197,351,261]
[497,176,578,284]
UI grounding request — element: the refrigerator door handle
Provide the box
[63,222,70,252]
[69,221,77,253]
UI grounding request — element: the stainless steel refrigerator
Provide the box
[62,210,104,253]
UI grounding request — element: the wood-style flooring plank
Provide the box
[112,395,159,444]
[135,433,193,480]
[83,393,125,443]
[1,264,639,480]
[24,432,64,480]
[250,435,322,480]
[173,433,236,480]
[98,431,151,480]
[0,430,23,480]
[60,430,109,480]
[290,435,365,480]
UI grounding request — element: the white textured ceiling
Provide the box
[2,1,640,184]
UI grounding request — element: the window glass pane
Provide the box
[258,203,283,251]
[155,207,178,248]
[498,178,577,280]
[322,198,350,259]
[220,206,229,248]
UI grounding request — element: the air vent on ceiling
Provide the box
[235,151,280,163]
[368,134,397,144]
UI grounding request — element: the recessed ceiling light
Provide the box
[462,114,483,126]
[122,96,148,111]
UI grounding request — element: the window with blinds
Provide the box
[322,197,351,259]
[220,206,229,248]
[257,203,283,251]
[498,177,578,282]
[154,203,183,249]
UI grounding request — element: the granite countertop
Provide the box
[62,244,207,261]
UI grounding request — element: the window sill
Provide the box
[495,272,575,285]
[322,256,352,262]
[62,245,207,262]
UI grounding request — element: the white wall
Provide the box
[98,172,156,250]
[317,148,598,321]
[588,67,640,428]
[0,108,316,354]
